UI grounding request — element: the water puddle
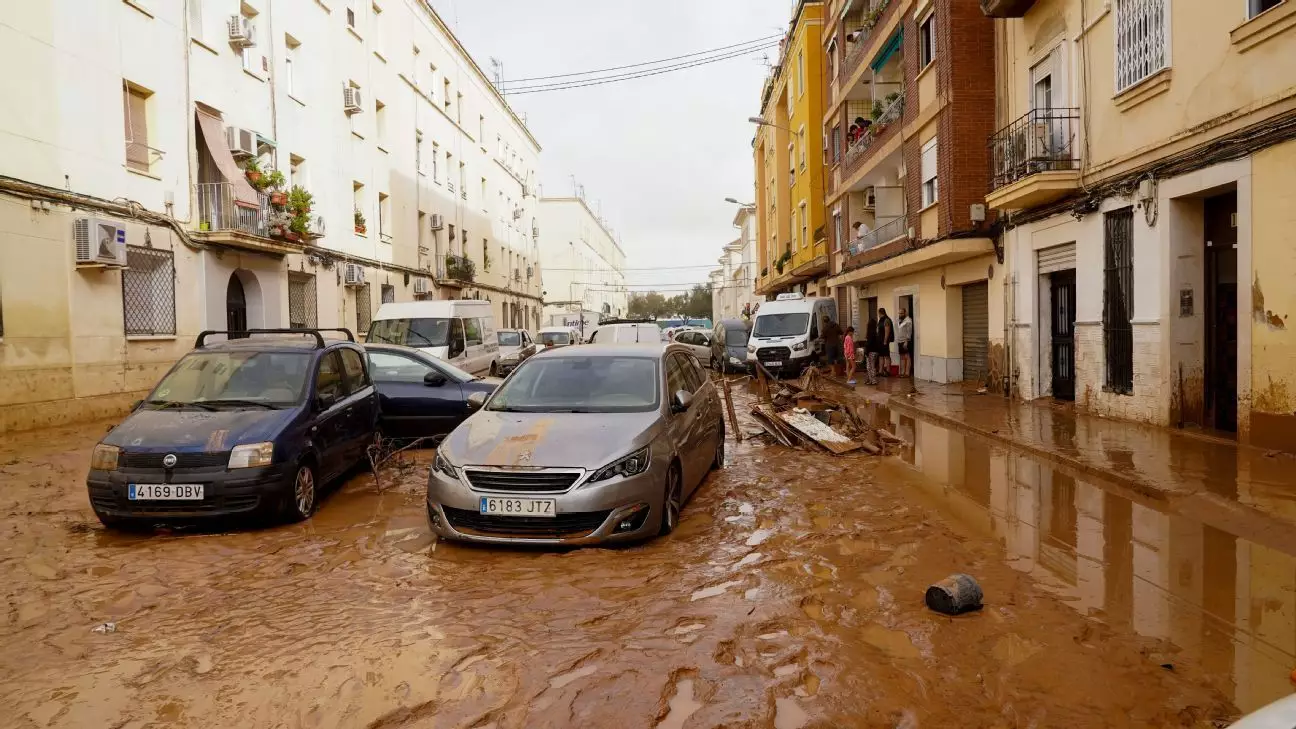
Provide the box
[690,580,742,602]
[656,678,703,729]
[773,697,809,729]
[734,552,764,569]
[549,664,597,689]
[745,529,773,547]
[860,624,920,660]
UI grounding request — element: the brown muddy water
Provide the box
[0,389,1288,728]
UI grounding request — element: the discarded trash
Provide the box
[924,574,983,615]
[91,622,117,634]
[1160,663,1175,671]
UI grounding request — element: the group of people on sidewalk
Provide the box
[818,308,912,386]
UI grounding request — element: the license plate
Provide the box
[765,361,783,367]
[129,484,204,500]
[479,496,556,517]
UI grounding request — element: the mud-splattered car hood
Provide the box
[441,410,662,469]
[104,408,294,452]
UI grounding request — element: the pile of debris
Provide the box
[748,364,904,456]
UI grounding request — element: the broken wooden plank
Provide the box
[749,407,794,447]
[721,376,742,443]
[777,410,866,455]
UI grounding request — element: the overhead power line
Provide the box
[503,35,781,84]
[506,43,779,95]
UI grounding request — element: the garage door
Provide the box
[962,282,989,383]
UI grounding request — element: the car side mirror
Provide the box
[424,371,448,387]
[671,389,693,413]
[466,391,488,410]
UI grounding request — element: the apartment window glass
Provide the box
[345,1,357,29]
[921,138,939,207]
[284,35,300,97]
[375,100,387,147]
[1103,207,1135,394]
[122,82,152,173]
[919,13,935,69]
[378,192,390,240]
[121,246,176,336]
[799,203,808,249]
[289,154,306,188]
[444,79,452,111]
[479,115,485,142]
[446,152,454,191]
[239,9,257,73]
[481,177,487,208]
[288,273,318,328]
[1250,0,1283,17]
[353,181,365,234]
[796,51,805,97]
[431,140,439,180]
[1115,0,1168,93]
[188,0,205,42]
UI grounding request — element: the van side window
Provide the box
[315,352,344,404]
[339,348,370,393]
[448,319,466,358]
[463,317,483,346]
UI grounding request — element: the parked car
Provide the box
[364,344,501,440]
[86,329,379,528]
[671,328,713,362]
[368,300,499,375]
[710,319,751,373]
[537,326,581,348]
[427,343,726,545]
[586,323,664,344]
[495,329,537,376]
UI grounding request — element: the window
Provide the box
[921,138,939,207]
[289,154,306,189]
[799,203,808,249]
[1103,208,1135,394]
[371,2,383,55]
[288,273,317,328]
[412,46,420,88]
[458,161,466,195]
[356,283,373,333]
[121,246,175,336]
[429,63,438,96]
[482,239,489,269]
[463,317,483,346]
[481,177,488,209]
[339,348,370,394]
[378,192,390,241]
[381,283,395,304]
[665,355,690,401]
[456,92,463,124]
[919,13,935,69]
[831,125,842,165]
[798,127,806,169]
[122,82,152,173]
[239,8,257,73]
[432,140,440,180]
[796,50,805,97]
[446,152,454,191]
[316,352,345,403]
[444,79,452,112]
[367,351,434,383]
[375,99,387,148]
[1250,0,1283,18]
[1115,0,1168,92]
[284,35,300,98]
[479,114,485,142]
[416,131,424,174]
[345,2,357,29]
[188,0,205,42]
[353,181,365,234]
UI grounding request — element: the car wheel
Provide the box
[285,462,317,522]
[489,361,499,377]
[712,422,726,470]
[659,464,683,536]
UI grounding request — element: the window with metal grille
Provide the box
[356,282,372,334]
[831,125,842,164]
[1115,0,1168,93]
[121,246,176,336]
[1103,208,1134,394]
[381,283,395,304]
[288,273,317,328]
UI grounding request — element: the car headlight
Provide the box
[587,446,650,483]
[90,444,120,471]
[792,342,807,351]
[746,344,756,353]
[228,442,274,469]
[433,450,458,479]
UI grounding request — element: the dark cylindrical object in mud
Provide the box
[925,574,983,615]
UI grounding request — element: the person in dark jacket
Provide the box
[876,308,895,377]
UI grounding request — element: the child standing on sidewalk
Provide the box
[844,326,857,385]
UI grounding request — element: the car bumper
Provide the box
[86,464,295,520]
[497,360,520,375]
[425,462,669,545]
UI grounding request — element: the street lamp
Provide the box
[748,116,793,132]
[724,197,755,207]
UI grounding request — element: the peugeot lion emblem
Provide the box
[162,454,178,468]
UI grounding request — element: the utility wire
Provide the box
[503,34,781,84]
[506,43,778,95]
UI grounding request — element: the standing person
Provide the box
[863,314,879,385]
[821,315,843,376]
[897,308,913,377]
[843,326,858,385]
[876,308,894,377]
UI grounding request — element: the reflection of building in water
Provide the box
[879,410,1296,714]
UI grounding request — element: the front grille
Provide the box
[442,506,611,539]
[118,451,229,469]
[757,346,791,362]
[463,469,581,493]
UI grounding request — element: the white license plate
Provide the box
[479,496,556,517]
[766,361,783,367]
[129,484,204,500]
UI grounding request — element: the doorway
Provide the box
[961,283,988,382]
[1204,191,1238,432]
[226,273,248,336]
[1049,270,1076,400]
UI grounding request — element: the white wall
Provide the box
[538,197,628,318]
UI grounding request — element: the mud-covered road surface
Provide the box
[1,386,1285,727]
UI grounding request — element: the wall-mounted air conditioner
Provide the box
[226,126,257,158]
[343,86,363,114]
[309,215,326,237]
[430,213,444,230]
[413,277,430,294]
[344,263,365,286]
[73,217,128,267]
[227,16,254,47]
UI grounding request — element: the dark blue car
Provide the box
[363,343,501,440]
[86,329,379,528]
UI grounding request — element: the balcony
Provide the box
[843,92,904,180]
[986,107,1081,211]
[193,183,304,256]
[437,254,476,287]
[833,234,995,287]
[980,0,1038,18]
[837,0,900,94]
[847,214,908,257]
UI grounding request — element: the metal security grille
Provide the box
[288,273,317,328]
[1103,208,1134,394]
[381,284,395,304]
[356,283,372,334]
[1115,0,1167,93]
[121,246,176,336]
[962,282,990,383]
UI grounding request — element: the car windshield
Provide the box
[497,331,522,347]
[752,313,809,338]
[367,317,451,347]
[725,328,749,346]
[486,356,659,413]
[147,351,311,408]
[539,332,571,346]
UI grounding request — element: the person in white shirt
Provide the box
[897,308,913,377]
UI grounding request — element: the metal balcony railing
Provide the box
[440,254,476,282]
[989,107,1080,191]
[843,92,904,174]
[195,183,270,237]
[847,214,908,256]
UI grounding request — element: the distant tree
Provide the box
[628,292,667,318]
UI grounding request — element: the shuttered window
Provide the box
[921,138,939,207]
[123,83,151,173]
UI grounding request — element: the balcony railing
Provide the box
[195,183,270,237]
[989,107,1080,191]
[440,254,476,283]
[843,92,904,178]
[839,0,898,87]
[847,214,908,256]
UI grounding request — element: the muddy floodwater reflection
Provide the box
[0,389,1286,727]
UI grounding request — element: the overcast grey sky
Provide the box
[430,0,789,296]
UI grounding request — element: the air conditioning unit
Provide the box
[227,16,254,47]
[343,86,363,114]
[226,126,257,158]
[412,277,430,294]
[344,263,365,286]
[73,217,128,267]
[429,213,445,230]
[309,215,326,237]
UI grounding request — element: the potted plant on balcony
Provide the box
[287,186,314,241]
[265,170,288,206]
[242,157,265,188]
[354,209,367,235]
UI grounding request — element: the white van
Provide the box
[747,293,838,376]
[368,300,499,375]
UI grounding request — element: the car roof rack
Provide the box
[194,328,356,349]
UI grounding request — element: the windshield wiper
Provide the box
[202,399,280,410]
[145,400,223,411]
[406,330,436,347]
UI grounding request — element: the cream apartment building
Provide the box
[0,0,544,434]
[712,205,760,321]
[538,196,628,326]
[983,0,1296,450]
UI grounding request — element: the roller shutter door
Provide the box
[962,282,989,383]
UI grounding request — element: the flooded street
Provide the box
[1,386,1288,727]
